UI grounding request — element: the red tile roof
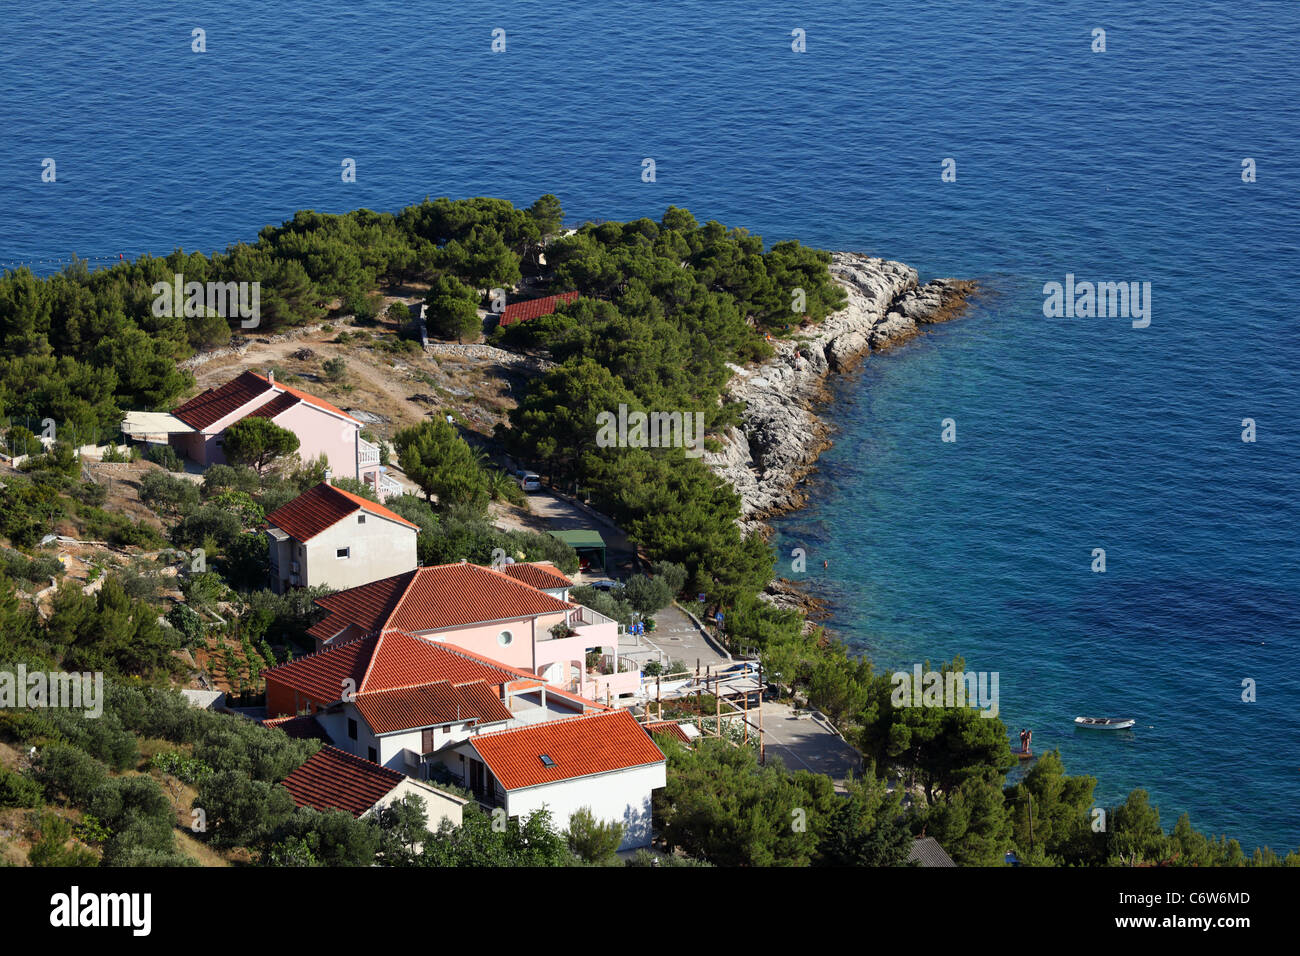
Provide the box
[457,681,518,724]
[264,634,378,703]
[266,482,419,542]
[360,630,519,692]
[265,628,526,705]
[171,370,273,429]
[308,571,417,642]
[240,390,300,422]
[280,746,405,817]
[309,564,572,642]
[322,621,370,647]
[353,680,513,734]
[170,370,361,431]
[264,713,333,743]
[498,291,579,327]
[644,721,692,745]
[500,561,572,591]
[387,564,572,632]
[398,638,606,712]
[470,709,664,790]
[266,375,360,424]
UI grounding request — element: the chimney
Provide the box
[267,370,274,384]
[324,468,332,486]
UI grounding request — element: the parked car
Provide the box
[587,578,620,592]
[517,471,541,491]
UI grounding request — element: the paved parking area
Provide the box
[644,604,730,671]
[493,489,862,787]
[759,701,864,785]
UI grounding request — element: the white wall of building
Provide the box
[504,763,666,850]
[299,513,417,592]
[363,778,466,836]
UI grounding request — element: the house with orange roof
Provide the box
[498,559,572,600]
[264,481,419,593]
[262,633,665,848]
[280,745,468,838]
[300,561,640,702]
[263,628,598,768]
[451,709,665,849]
[495,291,579,328]
[156,369,400,499]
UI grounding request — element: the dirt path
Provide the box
[493,488,637,582]
[187,301,529,449]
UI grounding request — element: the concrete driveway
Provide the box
[759,701,864,786]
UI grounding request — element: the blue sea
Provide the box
[3,1,1298,852]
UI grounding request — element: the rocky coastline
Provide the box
[703,251,976,614]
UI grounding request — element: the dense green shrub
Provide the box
[265,807,381,866]
[139,470,200,515]
[0,549,63,584]
[31,744,110,805]
[166,602,205,646]
[144,443,183,472]
[197,771,297,849]
[0,766,43,808]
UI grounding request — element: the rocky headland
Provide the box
[706,251,976,535]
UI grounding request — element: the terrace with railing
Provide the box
[357,436,381,468]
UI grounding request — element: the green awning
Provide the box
[550,529,606,571]
[549,529,606,550]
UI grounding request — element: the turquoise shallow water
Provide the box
[3,0,1299,850]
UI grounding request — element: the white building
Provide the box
[278,744,468,838]
[265,481,419,594]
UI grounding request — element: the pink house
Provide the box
[165,370,400,499]
[303,561,639,702]
[262,631,664,848]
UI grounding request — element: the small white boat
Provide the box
[1074,716,1135,730]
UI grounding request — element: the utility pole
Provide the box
[1027,791,1035,855]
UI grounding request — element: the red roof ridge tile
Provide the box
[358,629,396,694]
[327,484,420,530]
[247,371,361,425]
[468,707,619,740]
[267,482,419,541]
[280,745,406,817]
[468,709,665,790]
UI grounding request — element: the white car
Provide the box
[518,472,541,492]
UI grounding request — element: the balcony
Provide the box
[535,605,619,670]
[361,465,403,502]
[583,658,642,701]
[377,471,402,499]
[567,606,619,647]
[357,437,381,468]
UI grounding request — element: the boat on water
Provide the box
[1074,716,1135,730]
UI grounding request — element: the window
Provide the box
[336,547,350,559]
[347,718,357,740]
[368,747,377,763]
[358,514,366,524]
[539,754,556,768]
[497,630,513,647]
